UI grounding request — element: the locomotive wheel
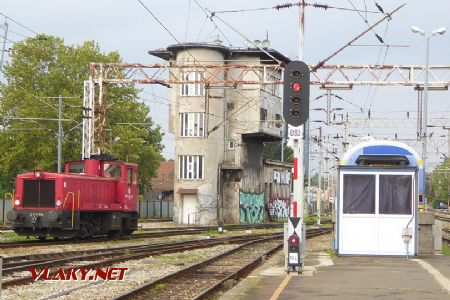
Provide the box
[123,229,134,235]
[108,228,123,237]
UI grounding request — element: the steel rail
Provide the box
[1,233,283,288]
[114,228,332,299]
[0,223,283,249]
[1,232,281,274]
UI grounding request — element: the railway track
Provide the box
[1,232,282,274]
[443,228,450,245]
[2,228,331,291]
[0,223,283,249]
[1,232,283,288]
[114,228,331,300]
[435,215,450,223]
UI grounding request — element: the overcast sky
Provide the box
[1,0,449,169]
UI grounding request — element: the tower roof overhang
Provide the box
[148,43,290,65]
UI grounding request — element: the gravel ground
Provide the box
[1,244,238,300]
[0,229,331,300]
[306,232,334,253]
[137,221,181,229]
[0,227,279,257]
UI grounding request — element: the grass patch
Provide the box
[442,245,450,256]
[155,251,203,262]
[154,283,166,290]
[205,230,221,237]
[0,232,33,242]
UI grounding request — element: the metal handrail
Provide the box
[63,192,76,228]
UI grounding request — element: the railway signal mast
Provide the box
[283,60,310,273]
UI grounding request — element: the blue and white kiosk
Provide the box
[335,140,422,256]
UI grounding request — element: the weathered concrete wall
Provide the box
[418,212,434,255]
[168,45,283,225]
[172,48,225,225]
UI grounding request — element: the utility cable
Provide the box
[346,0,386,45]
[0,11,38,35]
[312,3,405,71]
[212,1,382,14]
[185,0,192,42]
[192,0,233,46]
[136,0,278,135]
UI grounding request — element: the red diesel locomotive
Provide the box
[7,156,139,239]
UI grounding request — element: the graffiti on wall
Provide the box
[268,196,290,220]
[273,169,290,185]
[239,192,264,223]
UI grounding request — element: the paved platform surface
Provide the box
[220,251,450,300]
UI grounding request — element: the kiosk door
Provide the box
[338,170,416,255]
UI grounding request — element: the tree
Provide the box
[263,141,293,163]
[0,34,163,193]
[429,158,450,203]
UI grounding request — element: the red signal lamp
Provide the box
[290,236,299,245]
[292,82,302,92]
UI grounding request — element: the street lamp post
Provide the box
[411,25,446,207]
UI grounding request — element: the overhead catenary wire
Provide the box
[361,20,392,136]
[207,10,283,66]
[184,0,192,42]
[192,0,233,46]
[312,3,405,72]
[346,0,386,45]
[211,1,382,15]
[136,0,279,136]
[0,11,38,35]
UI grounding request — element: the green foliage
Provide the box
[263,141,293,163]
[428,158,449,203]
[0,34,163,192]
[431,199,447,209]
[442,245,450,256]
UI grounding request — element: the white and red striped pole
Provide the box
[291,141,304,219]
[291,0,305,221]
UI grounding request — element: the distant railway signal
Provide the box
[283,61,310,126]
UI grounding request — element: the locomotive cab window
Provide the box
[68,162,85,173]
[104,163,121,179]
[127,168,137,184]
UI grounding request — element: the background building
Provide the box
[149,42,290,225]
[140,161,174,220]
[145,160,174,201]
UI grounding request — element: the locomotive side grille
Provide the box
[23,180,55,208]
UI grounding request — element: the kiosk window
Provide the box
[379,175,412,214]
[343,174,375,214]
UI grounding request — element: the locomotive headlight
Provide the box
[56,200,62,207]
[34,171,41,179]
[14,199,20,206]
